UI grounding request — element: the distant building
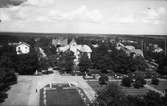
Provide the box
[116,42,144,57]
[52,38,68,47]
[16,42,30,55]
[38,47,47,58]
[130,49,144,57]
[92,44,99,48]
[125,45,135,50]
[152,44,163,53]
[57,39,92,65]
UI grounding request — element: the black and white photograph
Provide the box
[0,0,167,106]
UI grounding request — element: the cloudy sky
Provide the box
[0,0,167,34]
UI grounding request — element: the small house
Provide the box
[16,42,30,55]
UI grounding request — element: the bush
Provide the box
[121,77,132,87]
[98,74,109,85]
[151,77,159,85]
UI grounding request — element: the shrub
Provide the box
[151,77,159,85]
[121,77,132,87]
[98,74,109,85]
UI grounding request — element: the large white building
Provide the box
[57,39,92,65]
[16,42,30,55]
[116,42,144,57]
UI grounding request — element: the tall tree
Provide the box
[15,53,39,75]
[157,56,167,75]
[58,50,75,73]
[78,53,91,73]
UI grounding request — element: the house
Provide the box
[52,38,68,47]
[152,44,163,53]
[116,42,144,57]
[153,48,163,53]
[16,42,30,55]
[130,49,144,57]
[57,39,92,65]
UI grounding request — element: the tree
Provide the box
[39,58,49,71]
[58,50,75,73]
[133,71,146,88]
[157,56,167,75]
[144,91,163,106]
[151,77,159,85]
[95,83,128,106]
[121,77,132,87]
[126,95,145,106]
[78,53,91,73]
[129,56,148,72]
[91,44,111,73]
[0,54,17,103]
[91,43,148,74]
[14,53,39,75]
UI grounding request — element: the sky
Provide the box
[0,0,167,35]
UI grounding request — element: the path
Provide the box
[1,76,39,106]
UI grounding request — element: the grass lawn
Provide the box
[40,84,87,106]
[87,80,149,96]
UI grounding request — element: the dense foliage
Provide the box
[0,54,17,103]
[78,53,91,73]
[14,53,39,75]
[95,83,127,106]
[58,51,75,73]
[133,71,146,88]
[94,83,167,106]
[92,43,147,74]
[157,56,167,75]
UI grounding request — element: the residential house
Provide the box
[52,38,68,47]
[16,42,30,55]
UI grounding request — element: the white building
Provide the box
[116,42,144,57]
[16,42,30,55]
[57,39,92,65]
[39,47,47,58]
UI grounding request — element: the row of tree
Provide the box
[0,54,17,103]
